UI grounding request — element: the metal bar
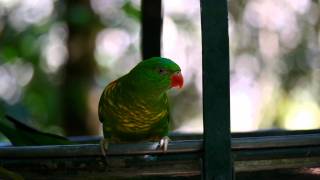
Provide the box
[2,135,320,178]
[1,154,201,178]
[233,146,320,161]
[2,133,320,158]
[0,140,201,158]
[200,0,232,179]
[141,0,162,59]
[232,129,320,138]
[2,151,320,179]
[1,145,320,178]
[234,146,320,171]
[1,155,320,178]
[232,133,320,149]
[235,157,320,172]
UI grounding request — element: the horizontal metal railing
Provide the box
[1,132,320,178]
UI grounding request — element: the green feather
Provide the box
[99,57,182,142]
[0,115,73,146]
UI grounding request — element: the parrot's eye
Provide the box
[157,68,168,75]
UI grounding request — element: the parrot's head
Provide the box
[128,57,184,94]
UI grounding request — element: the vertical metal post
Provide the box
[141,0,163,59]
[201,0,233,179]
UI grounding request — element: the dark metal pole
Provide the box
[141,0,163,59]
[200,0,233,179]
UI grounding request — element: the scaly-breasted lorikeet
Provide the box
[0,115,73,146]
[99,57,183,153]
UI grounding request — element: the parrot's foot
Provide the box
[158,136,170,153]
[100,139,109,156]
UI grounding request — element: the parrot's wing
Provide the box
[98,80,118,139]
[150,94,171,139]
[167,96,170,123]
[98,80,118,124]
[1,115,73,146]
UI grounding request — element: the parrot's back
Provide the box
[98,79,170,142]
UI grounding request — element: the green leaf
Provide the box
[122,1,140,21]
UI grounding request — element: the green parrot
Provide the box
[98,57,183,153]
[0,115,73,146]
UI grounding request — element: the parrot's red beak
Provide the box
[171,72,184,89]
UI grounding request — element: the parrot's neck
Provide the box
[122,75,168,102]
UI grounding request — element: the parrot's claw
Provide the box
[100,139,109,156]
[158,136,170,153]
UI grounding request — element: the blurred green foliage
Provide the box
[0,0,142,139]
